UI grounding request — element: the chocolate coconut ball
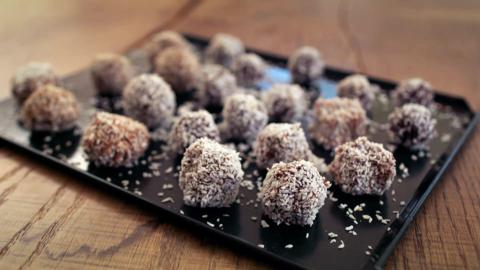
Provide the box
[337,74,375,110]
[145,30,190,62]
[197,64,238,108]
[154,47,200,94]
[91,53,135,96]
[205,33,245,68]
[11,62,60,104]
[254,123,310,169]
[288,46,325,85]
[222,93,268,141]
[263,84,308,123]
[388,103,436,149]
[168,110,220,154]
[179,138,244,207]
[122,74,176,129]
[310,97,367,150]
[259,160,327,226]
[329,137,396,195]
[393,78,434,107]
[82,112,150,167]
[20,85,79,132]
[232,53,266,87]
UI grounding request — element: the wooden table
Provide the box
[0,0,479,269]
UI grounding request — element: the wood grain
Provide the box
[0,0,479,269]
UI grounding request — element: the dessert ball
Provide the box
[20,85,79,132]
[222,93,268,141]
[254,123,310,169]
[145,30,190,62]
[388,103,436,149]
[259,160,327,226]
[197,64,237,108]
[263,84,308,123]
[154,47,201,94]
[91,53,135,96]
[329,137,396,195]
[205,33,244,68]
[288,46,325,85]
[310,97,367,150]
[122,74,176,129]
[179,138,244,207]
[82,112,150,167]
[337,74,375,110]
[168,110,220,154]
[11,62,60,104]
[393,78,434,107]
[232,53,266,87]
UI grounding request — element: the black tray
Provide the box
[0,34,477,270]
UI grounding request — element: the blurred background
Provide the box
[0,0,479,109]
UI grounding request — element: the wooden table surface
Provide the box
[0,0,479,269]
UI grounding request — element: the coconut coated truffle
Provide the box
[259,160,327,226]
[179,138,244,207]
[222,93,268,141]
[20,85,79,132]
[205,33,245,68]
[288,46,325,85]
[145,30,190,62]
[388,103,436,149]
[310,97,367,150]
[329,137,396,195]
[11,62,60,104]
[197,64,237,108]
[263,84,308,123]
[82,112,150,167]
[154,47,200,94]
[168,110,220,154]
[232,53,266,87]
[393,78,434,107]
[254,123,310,169]
[337,74,375,110]
[91,53,135,96]
[122,74,176,129]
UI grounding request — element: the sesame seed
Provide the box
[285,244,293,249]
[306,233,310,239]
[338,240,345,249]
[345,225,354,231]
[161,197,174,203]
[260,220,270,228]
[207,222,215,227]
[258,244,264,248]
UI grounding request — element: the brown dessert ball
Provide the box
[254,123,310,169]
[393,78,434,107]
[288,46,325,85]
[205,33,245,68]
[232,53,266,87]
[259,160,327,225]
[179,138,244,207]
[145,30,190,62]
[154,47,201,94]
[197,64,238,108]
[388,103,436,149]
[310,97,368,150]
[168,110,220,154]
[20,85,79,132]
[91,53,135,96]
[337,74,375,110]
[263,84,308,123]
[122,74,176,129]
[82,112,150,167]
[329,137,396,195]
[222,93,268,141]
[11,62,60,104]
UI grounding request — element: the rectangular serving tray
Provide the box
[0,33,478,270]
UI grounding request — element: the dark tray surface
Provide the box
[0,34,477,270]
